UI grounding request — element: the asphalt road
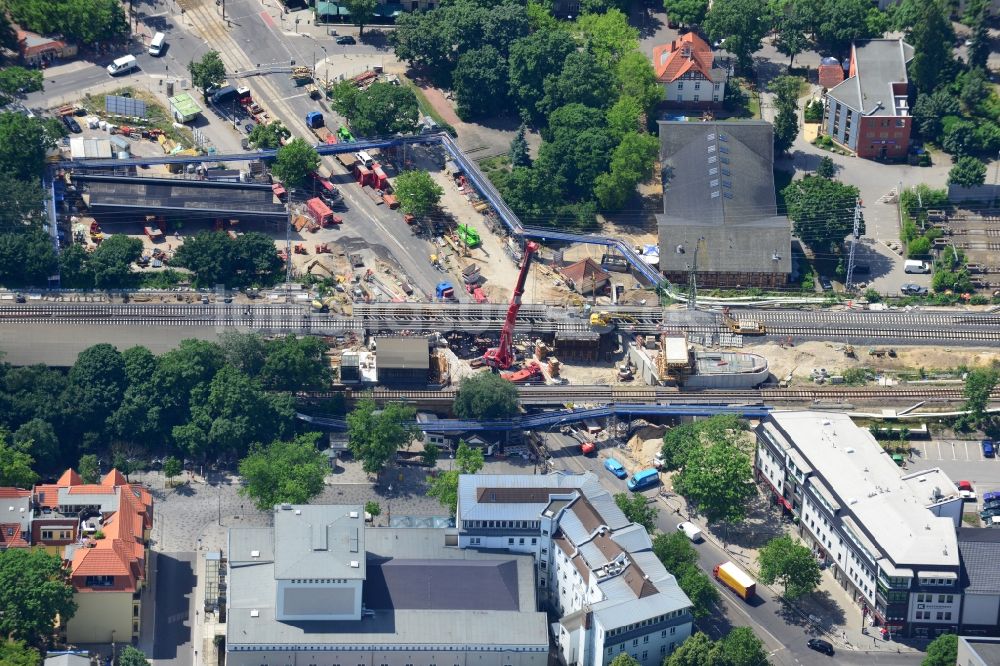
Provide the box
[151,551,196,666]
[548,437,920,666]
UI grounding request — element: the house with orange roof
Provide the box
[31,468,154,644]
[652,33,730,108]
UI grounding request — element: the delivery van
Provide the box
[677,521,703,543]
[107,55,138,76]
[148,32,166,56]
[904,260,930,274]
[627,468,660,492]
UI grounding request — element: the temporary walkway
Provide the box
[297,403,772,432]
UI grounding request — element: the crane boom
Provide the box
[483,241,539,369]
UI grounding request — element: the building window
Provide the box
[676,95,683,102]
[713,95,720,102]
[531,538,537,545]
[642,651,648,661]
[661,646,667,655]
[694,82,700,90]
[678,82,684,90]
[508,538,514,545]
[714,82,720,90]
[633,639,639,647]
[693,95,700,102]
[936,612,943,620]
[643,635,649,644]
[607,647,613,654]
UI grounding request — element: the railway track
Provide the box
[297,385,986,405]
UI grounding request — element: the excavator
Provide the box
[589,311,637,328]
[483,241,542,382]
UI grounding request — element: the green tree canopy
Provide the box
[606,96,644,141]
[239,433,328,511]
[12,418,60,471]
[673,439,755,524]
[343,82,419,137]
[663,0,709,27]
[118,646,151,666]
[64,343,127,435]
[0,640,41,666]
[757,535,821,598]
[172,231,283,288]
[509,124,530,167]
[0,548,76,647]
[393,170,445,216]
[948,156,987,187]
[541,50,616,116]
[906,0,955,94]
[704,0,772,71]
[78,453,100,484]
[0,437,38,488]
[677,566,721,620]
[162,455,182,486]
[341,0,377,34]
[816,156,836,178]
[922,633,958,666]
[189,50,227,96]
[608,655,639,666]
[771,0,810,65]
[0,228,58,287]
[963,367,998,427]
[0,171,46,233]
[427,440,485,514]
[346,398,419,475]
[272,138,320,188]
[365,500,382,518]
[0,112,62,181]
[615,51,663,120]
[783,175,861,254]
[453,45,510,120]
[666,629,766,665]
[88,234,142,288]
[5,0,126,46]
[576,9,639,69]
[507,28,577,121]
[0,66,43,105]
[247,121,289,149]
[614,492,658,531]
[454,372,519,420]
[260,335,332,391]
[594,131,659,210]
[912,88,959,142]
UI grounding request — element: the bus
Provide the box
[627,468,660,492]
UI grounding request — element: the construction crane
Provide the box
[483,241,540,370]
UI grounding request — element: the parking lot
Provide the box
[911,438,995,464]
[908,437,1000,526]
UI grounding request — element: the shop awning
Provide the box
[315,1,350,16]
[373,2,403,16]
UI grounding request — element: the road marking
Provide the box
[951,441,958,461]
[260,10,276,28]
[963,441,971,461]
[935,441,942,460]
[280,92,309,101]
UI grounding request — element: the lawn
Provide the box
[83,86,193,147]
[400,77,457,136]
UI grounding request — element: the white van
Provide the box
[904,260,930,274]
[107,55,138,76]
[677,521,703,543]
[148,32,166,56]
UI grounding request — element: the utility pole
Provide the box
[845,198,863,289]
[285,193,293,293]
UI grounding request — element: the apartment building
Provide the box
[755,412,962,638]
[457,473,693,666]
[824,39,914,160]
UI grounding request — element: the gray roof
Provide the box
[611,523,654,553]
[77,175,287,218]
[57,486,119,513]
[227,527,547,649]
[272,504,366,580]
[45,655,91,666]
[959,638,1000,665]
[457,472,590,522]
[656,121,791,276]
[376,337,429,370]
[229,527,273,563]
[826,39,913,115]
[957,528,1000,594]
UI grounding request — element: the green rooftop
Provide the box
[169,92,201,117]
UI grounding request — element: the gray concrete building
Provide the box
[225,504,548,666]
[656,121,791,288]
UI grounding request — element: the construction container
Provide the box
[548,358,561,377]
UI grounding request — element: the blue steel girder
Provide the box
[297,403,772,432]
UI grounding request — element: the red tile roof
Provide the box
[652,33,717,84]
[0,523,28,549]
[34,485,61,508]
[57,469,83,486]
[560,258,610,286]
[102,469,128,487]
[819,63,845,89]
[0,488,31,498]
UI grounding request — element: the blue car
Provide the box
[983,439,995,458]
[604,458,627,479]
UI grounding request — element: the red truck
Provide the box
[305,197,342,227]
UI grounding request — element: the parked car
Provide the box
[958,480,976,500]
[900,283,928,295]
[653,451,666,469]
[604,458,627,479]
[62,114,82,133]
[820,277,833,291]
[983,439,995,458]
[807,638,834,656]
[336,35,356,44]
[677,521,703,543]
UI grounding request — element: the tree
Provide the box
[272,138,320,189]
[0,438,38,488]
[0,640,41,666]
[614,492,658,531]
[346,398,418,475]
[608,655,639,666]
[942,119,977,158]
[394,170,444,216]
[163,455,182,487]
[677,566,720,620]
[772,0,809,65]
[906,0,955,94]
[78,453,100,484]
[428,440,484,514]
[717,627,769,666]
[454,372,519,420]
[189,51,226,96]
[540,50,616,116]
[247,121,289,149]
[365,500,382,519]
[58,243,92,289]
[594,131,659,210]
[757,535,821,599]
[948,156,987,187]
[12,418,60,470]
[509,125,530,167]
[704,0,771,71]
[0,548,76,647]
[0,112,62,182]
[342,0,376,35]
[0,171,46,232]
[912,89,959,142]
[922,633,958,666]
[172,231,283,288]
[453,46,509,120]
[812,0,884,54]
[674,441,755,524]
[773,105,799,154]
[967,19,990,70]
[219,332,268,377]
[0,66,43,105]
[346,82,419,137]
[959,68,990,114]
[663,0,709,26]
[422,443,440,466]
[576,9,639,69]
[963,367,998,426]
[783,175,861,254]
[260,335,332,391]
[0,228,58,286]
[606,96,643,141]
[508,28,577,121]
[65,343,128,434]
[816,156,836,178]
[666,632,718,665]
[616,51,663,119]
[239,433,328,511]
[118,646,151,666]
[88,234,142,288]
[652,532,698,572]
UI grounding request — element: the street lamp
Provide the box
[387,484,393,526]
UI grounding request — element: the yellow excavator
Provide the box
[589,311,637,328]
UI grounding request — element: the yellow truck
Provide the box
[713,561,756,601]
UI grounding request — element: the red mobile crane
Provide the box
[482,241,540,370]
